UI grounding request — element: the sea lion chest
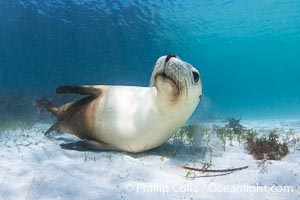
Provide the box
[92,86,187,152]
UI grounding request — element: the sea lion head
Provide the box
[151,54,202,107]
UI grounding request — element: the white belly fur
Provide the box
[93,86,191,152]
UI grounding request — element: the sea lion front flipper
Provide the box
[60,140,120,152]
[85,140,121,151]
[56,85,102,97]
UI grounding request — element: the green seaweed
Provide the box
[213,120,291,161]
[0,120,26,131]
[175,123,197,143]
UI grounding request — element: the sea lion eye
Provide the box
[192,71,199,83]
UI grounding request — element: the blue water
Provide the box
[0,0,300,120]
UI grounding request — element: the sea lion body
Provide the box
[36,55,202,153]
[93,86,197,152]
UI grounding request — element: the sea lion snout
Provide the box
[165,54,178,63]
[150,55,202,105]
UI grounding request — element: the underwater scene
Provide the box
[0,0,300,199]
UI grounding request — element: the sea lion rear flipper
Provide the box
[34,98,60,117]
[56,85,102,97]
[44,123,60,136]
[34,98,62,136]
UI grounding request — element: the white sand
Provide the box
[0,120,299,200]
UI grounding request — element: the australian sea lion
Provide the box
[36,54,202,153]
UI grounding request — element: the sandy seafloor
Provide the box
[0,120,300,200]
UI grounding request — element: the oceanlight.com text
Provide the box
[129,183,294,194]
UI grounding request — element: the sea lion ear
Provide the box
[56,85,102,97]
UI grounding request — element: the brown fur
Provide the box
[57,96,97,140]
[35,85,107,139]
